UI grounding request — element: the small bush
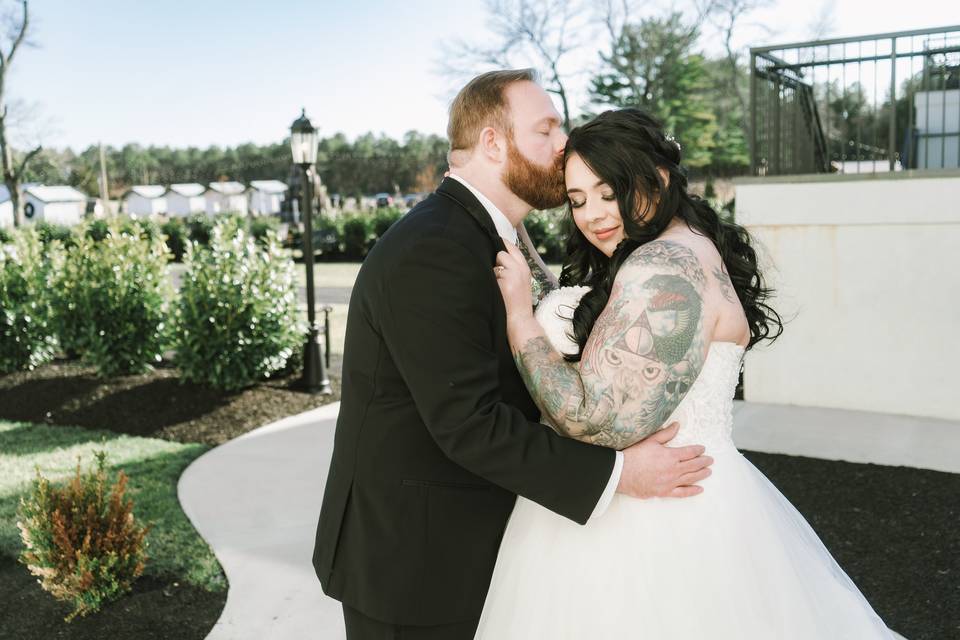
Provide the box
[161,217,188,262]
[524,208,568,263]
[34,220,76,249]
[186,214,215,247]
[85,218,110,242]
[314,214,344,259]
[173,217,305,391]
[120,216,162,243]
[0,226,12,244]
[340,212,373,260]
[48,218,173,375]
[0,227,60,372]
[371,206,403,239]
[16,451,151,622]
[249,215,281,247]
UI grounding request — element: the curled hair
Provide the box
[559,108,783,360]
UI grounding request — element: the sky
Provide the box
[6,0,958,151]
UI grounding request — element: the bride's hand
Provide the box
[494,243,533,322]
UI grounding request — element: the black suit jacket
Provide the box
[313,177,615,626]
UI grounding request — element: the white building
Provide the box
[0,186,13,228]
[205,181,247,216]
[914,89,959,169]
[165,183,206,217]
[247,180,288,215]
[17,185,88,226]
[123,185,167,216]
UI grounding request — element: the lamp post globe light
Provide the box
[290,108,331,394]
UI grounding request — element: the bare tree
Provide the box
[702,0,773,143]
[0,0,40,228]
[438,0,591,131]
[806,0,836,41]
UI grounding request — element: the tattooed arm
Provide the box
[507,240,710,450]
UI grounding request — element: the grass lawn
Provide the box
[0,420,223,591]
[0,418,226,638]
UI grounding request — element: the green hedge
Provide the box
[1,213,307,388]
[48,218,173,377]
[172,217,305,391]
[288,207,404,261]
[0,227,59,372]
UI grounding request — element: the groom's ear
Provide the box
[478,126,507,164]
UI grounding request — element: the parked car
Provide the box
[374,193,393,208]
[403,192,426,208]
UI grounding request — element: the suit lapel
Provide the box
[436,177,508,259]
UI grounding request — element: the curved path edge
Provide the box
[178,401,345,640]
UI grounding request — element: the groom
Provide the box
[313,69,714,639]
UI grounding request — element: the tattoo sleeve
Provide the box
[514,240,709,450]
[713,265,736,303]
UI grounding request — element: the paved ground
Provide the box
[178,401,938,639]
[165,262,352,306]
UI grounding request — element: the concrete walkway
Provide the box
[178,401,946,639]
[179,402,344,640]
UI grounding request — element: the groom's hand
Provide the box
[616,423,713,499]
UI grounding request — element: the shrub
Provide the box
[340,212,373,260]
[524,208,568,263]
[34,220,76,249]
[161,217,188,262]
[173,217,305,391]
[0,226,59,372]
[0,226,12,244]
[85,218,110,242]
[314,214,344,259]
[186,214,215,247]
[120,215,162,243]
[371,206,403,239]
[16,451,151,622]
[249,215,281,247]
[48,218,173,375]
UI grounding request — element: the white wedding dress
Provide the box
[475,287,896,639]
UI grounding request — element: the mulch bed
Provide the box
[0,355,342,446]
[0,559,225,639]
[0,359,954,639]
[742,451,958,640]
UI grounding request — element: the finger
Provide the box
[652,422,679,444]
[667,485,704,498]
[676,467,712,486]
[495,251,511,268]
[505,241,525,260]
[506,243,530,271]
[671,444,707,461]
[676,455,714,474]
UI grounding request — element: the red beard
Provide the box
[502,136,566,210]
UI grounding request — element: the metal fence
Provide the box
[750,25,960,176]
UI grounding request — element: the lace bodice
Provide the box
[534,287,745,451]
[660,341,744,449]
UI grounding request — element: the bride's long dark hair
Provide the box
[558,108,782,361]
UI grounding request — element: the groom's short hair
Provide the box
[447,68,538,159]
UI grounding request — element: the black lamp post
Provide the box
[291,108,331,394]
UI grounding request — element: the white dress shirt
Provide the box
[448,173,623,520]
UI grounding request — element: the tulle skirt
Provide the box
[476,444,896,639]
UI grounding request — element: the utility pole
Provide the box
[98,141,110,217]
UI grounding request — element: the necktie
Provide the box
[515,234,555,309]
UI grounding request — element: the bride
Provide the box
[477,108,896,638]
